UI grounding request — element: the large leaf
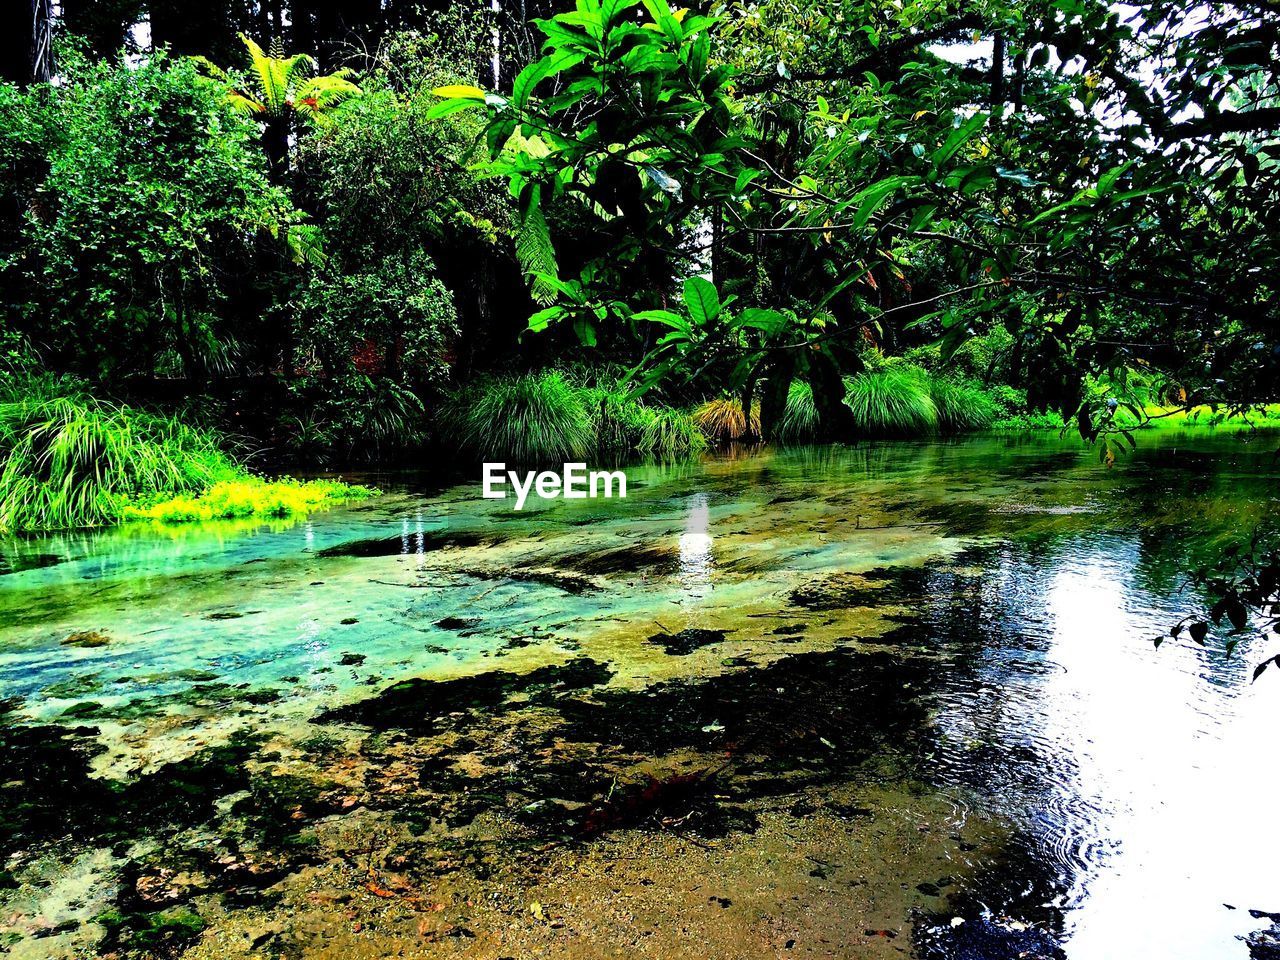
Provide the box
[432,84,487,100]
[517,186,560,305]
[512,52,585,111]
[931,112,988,165]
[682,276,720,326]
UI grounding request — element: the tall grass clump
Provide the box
[0,393,235,532]
[579,386,658,455]
[844,366,938,436]
[441,371,594,463]
[930,377,996,432]
[694,397,761,444]
[776,381,822,443]
[640,408,706,458]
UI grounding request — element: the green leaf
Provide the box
[682,276,721,326]
[735,308,788,335]
[431,84,487,100]
[516,186,560,305]
[527,305,566,332]
[931,112,987,165]
[852,176,913,230]
[512,51,585,111]
[425,98,485,120]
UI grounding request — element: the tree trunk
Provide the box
[758,352,794,443]
[262,115,291,183]
[808,351,858,441]
[2,0,52,86]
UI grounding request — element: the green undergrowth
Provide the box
[0,375,375,533]
[1126,404,1280,431]
[441,370,704,463]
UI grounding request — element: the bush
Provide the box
[639,408,706,458]
[844,366,938,436]
[777,381,822,443]
[694,398,761,444]
[2,51,296,380]
[289,252,459,459]
[441,371,595,464]
[579,386,659,455]
[930,377,996,432]
[0,392,235,532]
[986,384,1067,430]
[951,325,1015,382]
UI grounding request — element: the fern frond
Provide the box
[517,188,559,305]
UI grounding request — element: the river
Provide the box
[1,431,1277,959]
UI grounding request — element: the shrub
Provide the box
[579,386,659,455]
[844,366,938,436]
[694,398,761,444]
[640,408,706,458]
[0,392,235,532]
[289,251,459,460]
[441,371,594,464]
[930,378,996,432]
[951,325,1015,382]
[3,51,296,380]
[776,381,822,443]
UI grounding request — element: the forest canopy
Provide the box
[1,0,1276,460]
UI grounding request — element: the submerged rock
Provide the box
[434,616,479,631]
[1248,920,1280,959]
[647,628,728,655]
[316,529,490,558]
[315,657,615,734]
[61,630,111,648]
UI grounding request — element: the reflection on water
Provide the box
[678,493,714,600]
[1,430,1279,958]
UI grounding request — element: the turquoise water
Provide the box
[2,431,1278,959]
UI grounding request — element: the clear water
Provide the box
[2,431,1278,959]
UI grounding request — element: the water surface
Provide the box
[2,432,1278,959]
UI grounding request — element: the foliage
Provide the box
[844,367,938,438]
[694,398,762,445]
[639,408,706,458]
[125,476,375,524]
[1155,528,1280,682]
[441,371,595,464]
[0,389,235,532]
[0,50,298,381]
[776,381,822,444]
[930,377,996,433]
[196,33,360,176]
[202,34,360,124]
[301,30,511,257]
[289,252,459,459]
[580,386,659,455]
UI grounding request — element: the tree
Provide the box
[434,0,1278,443]
[197,33,361,179]
[1,0,54,87]
[1,51,300,382]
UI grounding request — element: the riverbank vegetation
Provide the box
[0,373,371,533]
[1,0,1276,534]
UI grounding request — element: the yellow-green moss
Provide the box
[124,476,376,525]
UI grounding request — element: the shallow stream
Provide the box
[2,432,1278,959]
